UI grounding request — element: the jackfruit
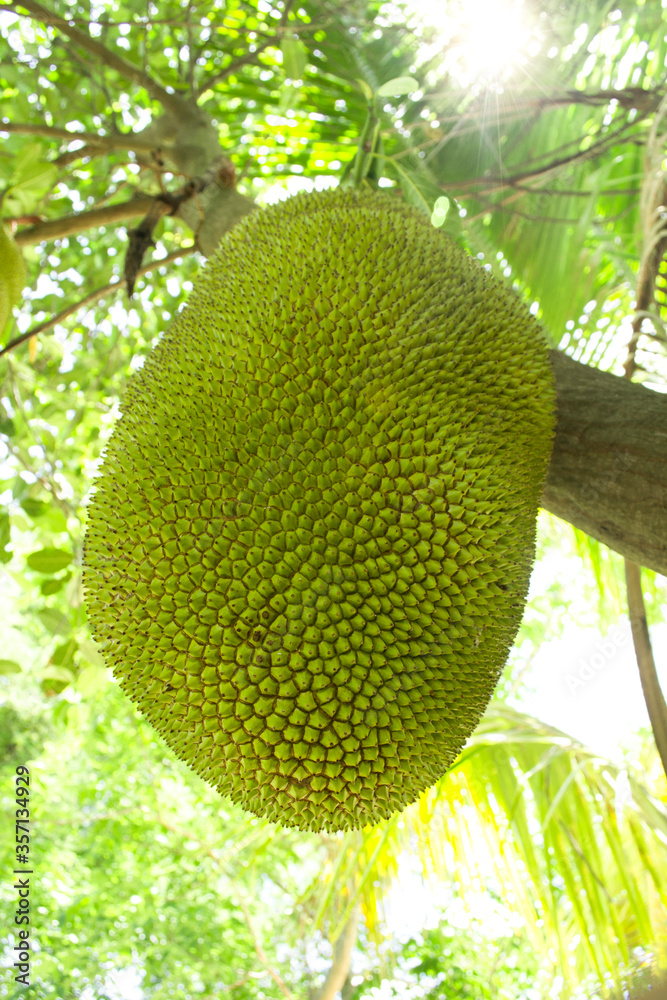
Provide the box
[0,223,26,333]
[84,188,555,832]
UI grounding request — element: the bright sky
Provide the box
[401,0,541,85]
[516,619,667,761]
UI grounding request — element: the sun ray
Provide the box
[404,0,540,86]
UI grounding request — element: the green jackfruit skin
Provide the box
[84,188,555,832]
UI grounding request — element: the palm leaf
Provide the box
[309,705,667,994]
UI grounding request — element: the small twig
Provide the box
[53,143,107,167]
[218,973,255,993]
[185,0,196,94]
[198,36,277,93]
[2,434,72,512]
[231,885,297,1000]
[625,562,667,776]
[0,246,195,358]
[197,0,296,94]
[451,119,642,195]
[5,0,189,119]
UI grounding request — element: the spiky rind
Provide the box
[84,188,555,832]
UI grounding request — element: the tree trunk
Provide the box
[315,907,360,1000]
[543,351,667,576]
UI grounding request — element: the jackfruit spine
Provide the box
[84,188,555,832]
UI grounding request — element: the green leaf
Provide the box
[77,664,108,696]
[40,574,71,596]
[45,508,69,533]
[0,659,21,674]
[78,638,107,670]
[27,547,73,574]
[20,498,50,519]
[356,77,374,101]
[42,665,76,684]
[5,142,59,214]
[41,429,57,452]
[52,638,78,667]
[388,159,441,216]
[0,512,10,563]
[37,607,71,636]
[0,399,15,437]
[281,37,308,81]
[376,75,418,98]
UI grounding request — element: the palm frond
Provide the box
[310,705,667,994]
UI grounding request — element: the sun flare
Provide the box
[457,0,534,79]
[406,0,538,85]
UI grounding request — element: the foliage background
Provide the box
[1,0,667,997]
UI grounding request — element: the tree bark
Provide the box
[542,351,667,577]
[315,907,360,1000]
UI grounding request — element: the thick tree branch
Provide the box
[13,195,154,246]
[315,907,360,1000]
[542,351,667,577]
[12,181,256,258]
[0,119,158,153]
[5,0,190,119]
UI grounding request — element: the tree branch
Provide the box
[5,0,191,119]
[315,906,360,1000]
[541,351,667,578]
[198,35,279,94]
[625,562,667,776]
[124,159,233,294]
[13,195,154,246]
[0,246,195,358]
[0,119,158,153]
[197,0,295,95]
[449,118,641,196]
[420,85,665,130]
[231,886,296,1000]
